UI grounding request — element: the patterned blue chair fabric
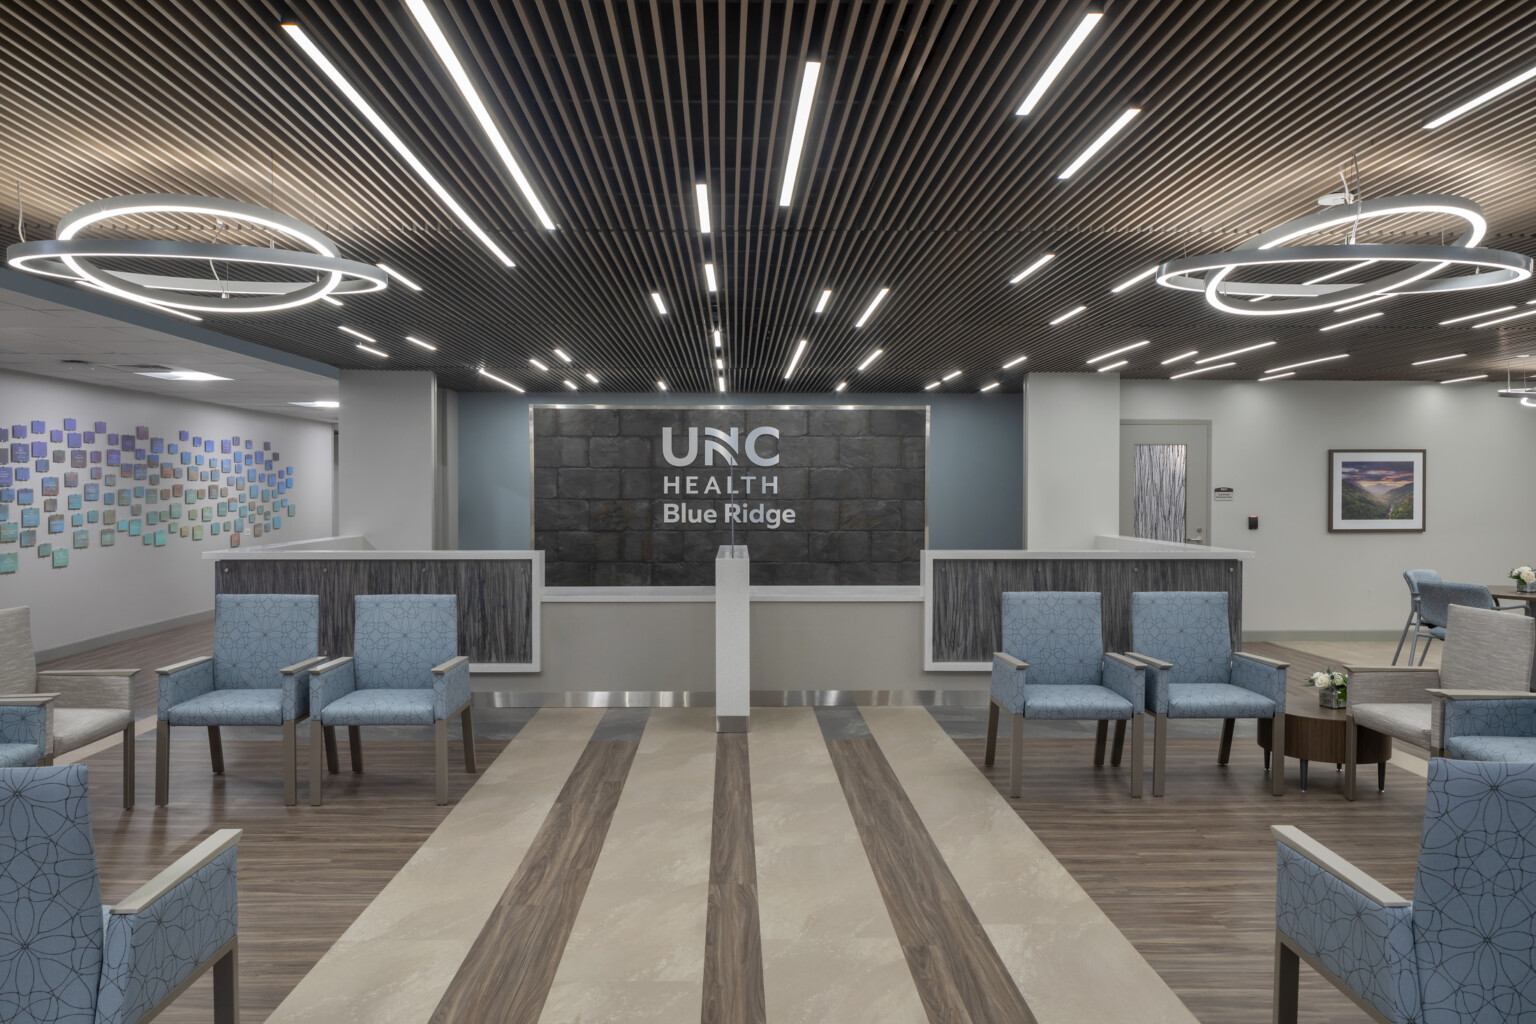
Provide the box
[986,591,1145,798]
[308,595,475,805]
[0,765,241,1024]
[1395,569,1441,665]
[1273,758,1536,1023]
[155,594,323,806]
[0,699,48,767]
[1127,591,1288,797]
[1440,691,1536,762]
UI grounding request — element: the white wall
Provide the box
[1120,379,1536,635]
[1024,372,1121,549]
[0,372,335,653]
[338,370,437,550]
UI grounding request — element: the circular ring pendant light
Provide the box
[6,194,387,314]
[1156,194,1532,316]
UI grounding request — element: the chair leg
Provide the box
[1409,621,1424,666]
[1152,713,1168,797]
[1392,610,1416,665]
[310,720,325,806]
[282,720,297,806]
[208,726,225,774]
[461,705,477,773]
[435,718,449,805]
[984,700,1000,767]
[1343,716,1358,801]
[155,720,170,806]
[1273,933,1299,1024]
[122,724,135,810]
[1217,718,1236,765]
[1093,720,1109,766]
[1378,761,1387,793]
[323,726,339,774]
[348,726,363,774]
[1271,714,1285,796]
[1110,720,1126,766]
[1130,713,1144,798]
[213,939,239,1024]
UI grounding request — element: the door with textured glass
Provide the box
[1119,421,1211,544]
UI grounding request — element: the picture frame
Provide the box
[1328,449,1426,532]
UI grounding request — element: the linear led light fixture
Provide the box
[1266,354,1348,373]
[477,366,524,392]
[78,280,203,321]
[289,400,340,408]
[694,183,711,233]
[704,263,718,292]
[282,22,516,265]
[405,335,437,351]
[1424,63,1536,129]
[562,379,577,390]
[1320,311,1384,331]
[979,381,1000,392]
[1016,13,1103,115]
[553,347,573,363]
[529,358,549,371]
[715,357,724,370]
[1058,108,1139,179]
[1003,355,1028,369]
[924,381,941,391]
[1086,339,1148,363]
[815,289,832,313]
[717,375,726,394]
[1334,294,1394,313]
[857,349,883,371]
[657,380,667,391]
[834,381,847,392]
[1170,361,1234,379]
[376,262,423,291]
[1413,353,1466,365]
[1196,340,1274,363]
[584,372,599,385]
[1009,253,1055,284]
[404,0,555,230]
[356,342,388,358]
[1474,308,1536,328]
[137,369,231,381]
[1258,372,1294,381]
[942,369,961,380]
[1096,359,1127,372]
[1111,266,1158,293]
[854,288,890,327]
[321,295,344,307]
[712,329,722,349]
[651,292,668,315]
[338,325,376,344]
[1160,349,1198,365]
[1441,374,1489,384]
[1440,305,1515,325]
[1050,305,1087,325]
[784,339,808,380]
[779,61,822,206]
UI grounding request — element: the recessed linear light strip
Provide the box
[1266,354,1348,373]
[834,381,848,393]
[712,330,722,349]
[1258,372,1294,381]
[529,358,549,371]
[584,372,599,385]
[1086,339,1148,363]
[1003,355,1028,369]
[1425,63,1536,130]
[704,263,718,292]
[651,292,668,315]
[1016,13,1102,115]
[695,183,711,234]
[1473,308,1536,328]
[405,335,436,351]
[1195,340,1274,364]
[290,400,339,408]
[779,61,821,206]
[814,289,831,313]
[784,339,808,380]
[376,263,422,291]
[355,342,388,359]
[1050,305,1087,325]
[1160,350,1198,365]
[1441,374,1489,384]
[1320,311,1384,331]
[1440,305,1515,325]
[854,288,889,328]
[857,349,883,371]
[924,381,941,391]
[282,23,515,266]
[657,380,667,392]
[942,370,961,381]
[1009,253,1054,285]
[1170,361,1234,379]
[1412,353,1466,365]
[1111,266,1157,293]
[477,367,524,392]
[404,0,555,231]
[1058,108,1139,179]
[1334,294,1394,313]
[979,381,1000,392]
[718,375,726,394]
[562,379,577,390]
[321,295,344,307]
[338,325,376,343]
[553,347,573,363]
[1096,360,1127,373]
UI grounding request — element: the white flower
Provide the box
[1521,570,1535,584]
[1308,671,1330,687]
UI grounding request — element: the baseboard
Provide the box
[35,609,215,664]
[1244,630,1402,643]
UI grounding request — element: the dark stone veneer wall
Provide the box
[532,406,927,585]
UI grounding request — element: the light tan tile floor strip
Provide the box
[264,708,604,1024]
[862,707,1200,1024]
[750,707,927,1024]
[538,708,718,1023]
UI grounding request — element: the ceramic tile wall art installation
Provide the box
[0,417,299,573]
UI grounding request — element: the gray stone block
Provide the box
[748,530,809,562]
[557,531,621,563]
[558,468,621,499]
[902,500,927,531]
[545,560,591,586]
[838,499,904,530]
[765,468,805,499]
[801,500,840,531]
[621,469,651,499]
[531,407,558,436]
[902,436,926,469]
[534,468,559,499]
[753,409,808,437]
[808,467,871,499]
[683,531,726,562]
[871,468,925,499]
[645,531,684,563]
[686,409,746,431]
[778,436,838,467]
[836,561,907,585]
[593,562,653,586]
[752,560,837,585]
[870,531,924,562]
[810,531,870,562]
[870,409,927,436]
[557,408,619,436]
[652,561,714,586]
[620,409,685,437]
[839,436,902,468]
[537,499,587,531]
[589,436,652,468]
[807,409,868,436]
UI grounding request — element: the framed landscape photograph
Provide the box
[1329,449,1425,532]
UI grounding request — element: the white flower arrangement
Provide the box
[1307,670,1346,689]
[1510,565,1536,585]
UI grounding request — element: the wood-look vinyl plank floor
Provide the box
[702,733,767,1024]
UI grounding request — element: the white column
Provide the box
[1023,371,1121,549]
[715,544,750,732]
[338,370,439,550]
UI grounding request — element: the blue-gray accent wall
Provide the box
[457,392,1022,551]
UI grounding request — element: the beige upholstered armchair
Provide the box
[1343,604,1535,800]
[0,605,141,807]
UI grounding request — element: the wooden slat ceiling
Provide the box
[4,0,1536,394]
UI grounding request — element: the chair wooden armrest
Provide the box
[993,652,1028,670]
[111,829,242,915]
[1426,689,1536,700]
[37,668,140,678]
[431,655,469,675]
[1105,652,1147,671]
[1272,825,1409,908]
[1235,651,1289,670]
[309,656,354,676]
[280,656,328,675]
[0,693,58,705]
[156,655,212,675]
[1345,664,1438,675]
[1124,651,1173,670]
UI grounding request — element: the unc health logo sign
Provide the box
[530,406,927,586]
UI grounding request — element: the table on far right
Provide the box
[1490,585,1536,617]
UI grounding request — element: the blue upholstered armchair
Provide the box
[0,765,241,1024]
[1126,591,1288,797]
[1273,758,1536,1023]
[156,594,325,806]
[0,693,52,767]
[985,591,1145,798]
[1409,580,1501,666]
[1393,568,1440,665]
[308,595,476,805]
[1436,687,1536,762]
